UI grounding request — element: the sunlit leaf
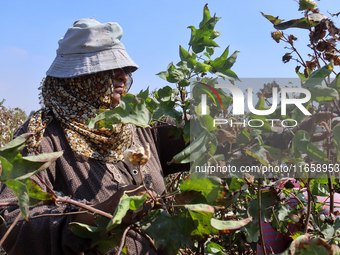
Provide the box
[137,87,149,100]
[299,0,317,11]
[179,176,226,204]
[199,4,212,29]
[87,94,152,128]
[261,12,284,25]
[4,179,29,220]
[211,217,252,231]
[0,135,63,181]
[23,179,54,201]
[179,46,197,68]
[107,192,147,231]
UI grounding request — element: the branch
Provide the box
[55,197,112,219]
[0,211,21,246]
[258,179,267,255]
[304,179,312,234]
[116,224,133,255]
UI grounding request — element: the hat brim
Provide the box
[46,48,139,78]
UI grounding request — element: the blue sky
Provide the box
[0,0,338,113]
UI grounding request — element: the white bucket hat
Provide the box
[46,18,138,78]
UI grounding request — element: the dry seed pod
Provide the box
[123,143,150,166]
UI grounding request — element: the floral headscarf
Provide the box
[26,70,132,163]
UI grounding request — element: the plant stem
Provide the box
[55,197,112,219]
[327,137,334,214]
[0,211,21,246]
[0,202,19,207]
[304,179,312,234]
[258,178,267,255]
[35,174,59,198]
[117,224,133,255]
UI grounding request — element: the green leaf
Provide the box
[199,4,212,29]
[209,47,239,81]
[179,46,197,68]
[245,144,271,166]
[152,101,182,127]
[248,190,278,222]
[293,130,328,164]
[107,192,147,231]
[0,134,63,181]
[236,128,252,146]
[169,130,208,164]
[305,85,338,102]
[329,73,340,90]
[270,204,290,233]
[188,13,221,54]
[183,120,190,144]
[311,179,329,196]
[211,46,229,68]
[214,69,240,81]
[299,0,317,11]
[4,179,30,220]
[71,222,100,239]
[274,13,327,30]
[195,62,211,73]
[320,223,335,240]
[242,222,259,243]
[248,115,276,133]
[156,71,168,80]
[178,78,191,87]
[23,179,54,201]
[205,241,225,254]
[303,63,338,102]
[87,94,152,128]
[206,47,214,56]
[200,115,217,132]
[137,87,149,100]
[71,221,122,253]
[140,209,192,255]
[155,86,175,102]
[167,68,185,83]
[211,217,252,232]
[261,12,285,25]
[332,123,340,161]
[179,176,226,204]
[181,205,216,241]
[289,236,335,255]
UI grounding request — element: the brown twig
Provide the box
[35,174,59,198]
[258,179,267,255]
[327,136,335,215]
[116,224,133,255]
[0,202,19,207]
[55,197,112,219]
[0,211,21,246]
[304,179,312,234]
[134,227,159,254]
[167,172,182,192]
[138,164,156,202]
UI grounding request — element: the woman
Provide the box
[0,18,186,254]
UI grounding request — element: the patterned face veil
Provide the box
[26,69,133,163]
